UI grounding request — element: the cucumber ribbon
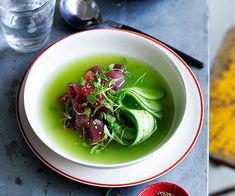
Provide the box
[105,87,164,146]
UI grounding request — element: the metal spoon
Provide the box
[60,0,204,68]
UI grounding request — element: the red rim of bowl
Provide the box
[138,182,189,196]
[15,28,204,187]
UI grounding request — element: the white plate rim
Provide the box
[16,29,204,187]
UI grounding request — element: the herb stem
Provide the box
[134,72,147,85]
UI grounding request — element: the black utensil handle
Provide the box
[104,20,204,68]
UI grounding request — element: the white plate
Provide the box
[23,29,187,168]
[16,29,203,187]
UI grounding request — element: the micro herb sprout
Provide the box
[60,60,165,153]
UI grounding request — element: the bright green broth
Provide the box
[40,54,174,164]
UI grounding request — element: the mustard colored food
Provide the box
[210,48,235,158]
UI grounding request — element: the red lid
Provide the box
[138,182,189,196]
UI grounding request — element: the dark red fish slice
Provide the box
[85,70,95,82]
[113,64,124,72]
[88,65,100,74]
[89,119,104,142]
[106,70,124,90]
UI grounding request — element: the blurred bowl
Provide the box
[138,182,189,196]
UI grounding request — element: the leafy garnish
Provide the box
[123,57,128,71]
[92,119,99,125]
[82,142,89,147]
[60,62,164,154]
[63,97,72,119]
[83,107,91,116]
[134,72,147,85]
[90,144,102,154]
[79,77,86,85]
[87,94,96,104]
[73,107,91,117]
[123,57,132,78]
[106,63,114,71]
[105,114,116,124]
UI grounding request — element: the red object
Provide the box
[81,83,94,97]
[85,70,94,82]
[138,182,189,196]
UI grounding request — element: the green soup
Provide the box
[40,54,174,164]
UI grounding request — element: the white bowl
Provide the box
[24,29,196,168]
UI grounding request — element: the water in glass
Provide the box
[0,0,56,52]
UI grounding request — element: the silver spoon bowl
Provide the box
[60,0,101,29]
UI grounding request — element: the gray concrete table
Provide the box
[0,0,208,195]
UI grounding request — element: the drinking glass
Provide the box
[0,0,56,52]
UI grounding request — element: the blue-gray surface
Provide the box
[0,0,208,195]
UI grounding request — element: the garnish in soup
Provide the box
[40,55,174,164]
[60,61,164,153]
